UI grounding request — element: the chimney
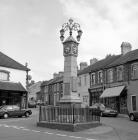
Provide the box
[59,71,64,77]
[53,73,58,79]
[90,58,98,65]
[80,62,88,70]
[121,42,132,55]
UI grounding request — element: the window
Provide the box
[98,71,103,83]
[44,86,48,93]
[107,69,113,83]
[131,95,136,111]
[117,66,123,81]
[0,70,10,81]
[57,83,59,91]
[131,63,138,79]
[91,73,95,85]
[54,84,57,92]
[83,96,88,103]
[78,77,81,86]
[84,75,87,86]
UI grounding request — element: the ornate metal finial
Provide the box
[60,18,83,42]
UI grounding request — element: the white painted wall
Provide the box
[0,66,26,88]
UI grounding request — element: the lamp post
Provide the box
[59,18,82,108]
[60,18,82,42]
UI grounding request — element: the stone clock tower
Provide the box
[59,19,83,107]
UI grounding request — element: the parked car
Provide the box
[0,105,32,119]
[28,101,37,108]
[128,111,138,121]
[91,103,118,117]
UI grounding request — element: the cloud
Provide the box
[59,0,138,63]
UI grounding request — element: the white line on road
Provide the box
[31,130,41,133]
[0,123,97,140]
[55,133,67,137]
[22,128,31,131]
[44,132,54,135]
[69,135,82,139]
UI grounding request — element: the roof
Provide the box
[63,36,78,44]
[106,49,138,68]
[0,81,27,92]
[100,86,125,98]
[78,55,121,75]
[0,51,30,71]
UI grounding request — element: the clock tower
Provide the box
[59,19,83,107]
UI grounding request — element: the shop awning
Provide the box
[100,86,125,98]
[0,81,27,92]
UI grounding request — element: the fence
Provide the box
[39,106,100,124]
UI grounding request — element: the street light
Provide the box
[60,18,83,42]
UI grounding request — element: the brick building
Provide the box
[89,42,138,114]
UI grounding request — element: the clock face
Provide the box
[72,45,78,54]
[64,46,71,54]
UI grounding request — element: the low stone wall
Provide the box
[37,121,101,132]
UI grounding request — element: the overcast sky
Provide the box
[0,0,138,82]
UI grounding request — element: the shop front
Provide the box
[89,87,103,106]
[100,85,127,114]
[0,81,27,108]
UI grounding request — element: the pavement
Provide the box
[31,107,129,135]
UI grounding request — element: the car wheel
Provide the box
[3,113,9,119]
[25,112,30,117]
[130,114,135,121]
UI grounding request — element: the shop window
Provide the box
[131,63,138,79]
[107,69,113,83]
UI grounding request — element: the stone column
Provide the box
[60,36,81,107]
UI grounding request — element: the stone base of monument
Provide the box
[37,105,101,132]
[37,121,101,132]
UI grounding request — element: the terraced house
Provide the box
[89,42,138,114]
[41,72,63,106]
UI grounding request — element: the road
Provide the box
[0,108,138,140]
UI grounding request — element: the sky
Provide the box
[0,0,138,82]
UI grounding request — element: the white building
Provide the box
[0,51,29,108]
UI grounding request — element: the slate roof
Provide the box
[106,49,138,68]
[78,55,121,75]
[0,51,29,71]
[0,81,27,92]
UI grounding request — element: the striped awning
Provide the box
[100,86,125,98]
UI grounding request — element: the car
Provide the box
[28,101,37,108]
[128,111,138,121]
[101,107,118,117]
[0,105,32,119]
[91,103,118,117]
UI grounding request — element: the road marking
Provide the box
[44,132,54,135]
[0,123,97,140]
[22,128,30,131]
[55,133,67,137]
[69,135,82,139]
[31,130,41,133]
[86,138,96,140]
